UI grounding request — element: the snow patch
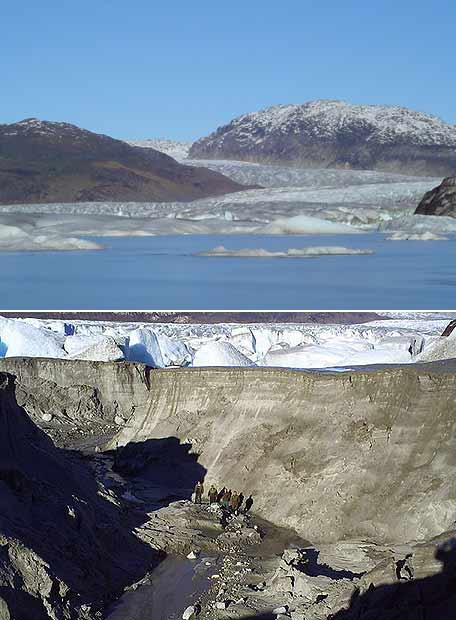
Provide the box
[192,341,256,367]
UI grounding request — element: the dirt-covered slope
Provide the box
[2,358,456,547]
[113,364,456,544]
[0,118,248,204]
[190,100,456,176]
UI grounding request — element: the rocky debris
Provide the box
[135,501,224,556]
[0,118,249,205]
[415,176,456,217]
[190,100,456,176]
[215,600,231,609]
[183,604,201,619]
[0,372,162,619]
[272,606,289,615]
[187,550,201,560]
[328,534,456,619]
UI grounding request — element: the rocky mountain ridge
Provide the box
[189,100,456,176]
[0,118,247,204]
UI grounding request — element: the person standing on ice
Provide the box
[244,494,253,513]
[194,480,204,504]
[208,484,218,504]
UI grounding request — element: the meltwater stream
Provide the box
[105,555,215,620]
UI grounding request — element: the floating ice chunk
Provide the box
[387,231,449,241]
[192,341,256,367]
[260,214,362,235]
[0,318,66,359]
[196,245,372,257]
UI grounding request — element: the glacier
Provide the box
[0,314,454,370]
[0,154,449,251]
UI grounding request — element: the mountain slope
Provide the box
[189,100,456,176]
[0,118,247,204]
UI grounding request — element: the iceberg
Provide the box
[127,328,191,367]
[0,318,66,358]
[127,329,165,367]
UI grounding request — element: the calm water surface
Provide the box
[3,233,455,309]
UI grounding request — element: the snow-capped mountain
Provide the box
[189,100,456,176]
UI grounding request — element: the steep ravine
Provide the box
[1,359,456,618]
[2,358,456,543]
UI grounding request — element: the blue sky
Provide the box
[2,0,456,140]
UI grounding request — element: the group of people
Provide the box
[193,480,253,514]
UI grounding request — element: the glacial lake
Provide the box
[3,233,456,309]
